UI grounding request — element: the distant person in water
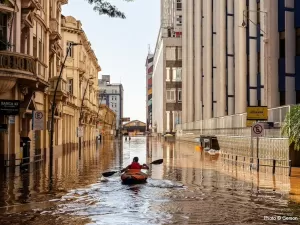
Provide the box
[129,136,131,141]
[125,157,149,170]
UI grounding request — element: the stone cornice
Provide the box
[62,17,101,72]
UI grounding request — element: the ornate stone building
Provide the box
[0,1,116,167]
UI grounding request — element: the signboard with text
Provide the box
[247,106,268,120]
[0,100,20,115]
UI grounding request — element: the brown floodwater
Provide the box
[0,137,300,224]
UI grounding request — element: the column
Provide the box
[203,0,213,119]
[213,0,218,118]
[227,0,235,115]
[15,0,21,52]
[235,0,247,113]
[187,0,194,122]
[194,0,202,121]
[249,0,258,106]
[182,0,188,123]
[219,0,227,116]
[264,0,279,107]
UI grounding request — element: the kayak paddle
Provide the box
[102,159,164,177]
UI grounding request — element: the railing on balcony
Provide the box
[0,51,36,76]
[176,105,292,138]
[49,78,68,95]
[36,60,47,80]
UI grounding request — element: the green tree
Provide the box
[281,105,300,150]
[86,0,134,19]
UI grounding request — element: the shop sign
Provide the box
[0,100,20,115]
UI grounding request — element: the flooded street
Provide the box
[0,137,300,224]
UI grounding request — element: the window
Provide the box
[279,32,285,58]
[166,67,170,81]
[176,15,182,26]
[296,29,300,56]
[68,79,73,95]
[176,0,182,10]
[66,41,73,57]
[33,36,37,57]
[172,68,182,81]
[0,13,7,50]
[178,89,182,102]
[166,89,176,102]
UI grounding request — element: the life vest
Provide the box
[129,162,142,169]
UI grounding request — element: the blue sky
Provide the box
[62,0,160,123]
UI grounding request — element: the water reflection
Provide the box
[0,137,300,224]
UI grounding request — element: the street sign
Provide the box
[251,123,264,137]
[247,106,268,120]
[122,117,130,122]
[32,111,44,130]
[0,100,20,115]
[77,126,84,137]
[95,129,99,136]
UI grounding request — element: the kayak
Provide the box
[121,169,148,185]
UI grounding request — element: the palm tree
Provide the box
[86,0,134,19]
[281,105,300,150]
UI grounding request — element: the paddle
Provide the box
[102,159,164,177]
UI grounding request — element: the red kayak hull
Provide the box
[121,169,148,185]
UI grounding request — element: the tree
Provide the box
[86,0,134,19]
[281,105,300,150]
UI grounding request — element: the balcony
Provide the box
[49,78,68,101]
[78,60,86,74]
[0,51,38,93]
[49,18,61,41]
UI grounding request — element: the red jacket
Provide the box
[129,162,142,169]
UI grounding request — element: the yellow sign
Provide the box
[246,120,255,127]
[247,106,268,120]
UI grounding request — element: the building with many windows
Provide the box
[0,0,65,166]
[146,52,153,132]
[152,0,182,135]
[61,15,108,147]
[98,75,123,135]
[180,0,291,124]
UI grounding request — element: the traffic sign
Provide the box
[33,111,44,130]
[77,126,84,137]
[251,123,264,137]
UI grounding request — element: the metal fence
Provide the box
[176,105,292,138]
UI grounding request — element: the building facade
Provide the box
[181,0,297,124]
[61,15,106,147]
[152,0,182,135]
[0,0,66,166]
[146,53,153,132]
[98,75,123,134]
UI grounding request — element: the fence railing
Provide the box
[176,105,292,137]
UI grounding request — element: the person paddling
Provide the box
[125,157,149,170]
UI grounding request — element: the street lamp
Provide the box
[78,77,93,149]
[49,42,81,162]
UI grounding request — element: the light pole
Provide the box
[49,42,81,165]
[78,77,93,149]
[242,10,269,107]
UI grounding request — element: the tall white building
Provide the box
[181,0,283,124]
[152,0,183,135]
[98,75,124,133]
